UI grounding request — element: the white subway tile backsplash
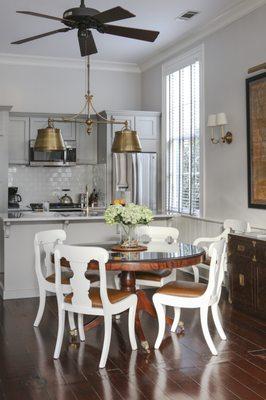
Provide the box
[8,164,106,207]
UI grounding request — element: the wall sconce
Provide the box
[207,113,233,144]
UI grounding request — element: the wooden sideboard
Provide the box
[228,233,266,319]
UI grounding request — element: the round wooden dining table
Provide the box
[63,242,205,350]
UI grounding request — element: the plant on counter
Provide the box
[104,203,153,248]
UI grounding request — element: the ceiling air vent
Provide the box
[177,11,199,21]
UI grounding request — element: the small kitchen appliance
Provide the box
[8,187,22,209]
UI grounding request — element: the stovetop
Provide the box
[30,203,82,211]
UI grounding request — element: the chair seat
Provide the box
[156,280,207,298]
[46,271,99,285]
[135,269,172,282]
[64,288,132,308]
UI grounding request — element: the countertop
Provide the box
[0,210,174,223]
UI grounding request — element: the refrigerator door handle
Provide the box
[132,154,137,203]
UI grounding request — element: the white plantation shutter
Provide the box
[166,59,201,216]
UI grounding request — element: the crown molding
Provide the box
[140,0,266,72]
[0,53,140,73]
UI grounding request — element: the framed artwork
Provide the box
[246,72,266,208]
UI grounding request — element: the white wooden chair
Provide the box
[191,219,251,282]
[223,219,251,234]
[116,226,196,289]
[153,239,227,355]
[53,244,138,368]
[33,230,99,329]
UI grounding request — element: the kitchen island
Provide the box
[0,211,173,299]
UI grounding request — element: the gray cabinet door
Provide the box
[76,121,97,164]
[30,117,76,140]
[135,115,159,140]
[8,116,30,164]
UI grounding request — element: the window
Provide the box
[163,47,202,216]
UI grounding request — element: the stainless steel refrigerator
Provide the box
[113,153,157,210]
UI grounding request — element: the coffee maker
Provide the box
[8,187,22,209]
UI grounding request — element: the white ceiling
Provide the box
[0,0,251,64]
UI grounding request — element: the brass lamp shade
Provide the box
[34,127,66,151]
[111,128,142,153]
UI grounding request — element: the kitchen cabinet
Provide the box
[29,117,76,141]
[75,120,97,164]
[8,116,30,164]
[135,115,159,140]
[228,234,266,319]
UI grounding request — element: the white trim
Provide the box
[140,0,266,72]
[0,53,141,73]
[2,288,55,300]
[161,44,204,216]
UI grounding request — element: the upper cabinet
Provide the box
[75,121,97,164]
[8,116,30,165]
[135,115,159,140]
[29,117,76,141]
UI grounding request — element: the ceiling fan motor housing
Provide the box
[63,7,99,25]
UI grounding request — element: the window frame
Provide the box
[161,44,205,217]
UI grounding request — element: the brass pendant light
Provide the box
[34,57,142,153]
[111,125,142,153]
[34,119,65,151]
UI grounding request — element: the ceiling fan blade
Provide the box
[11,28,72,45]
[16,11,69,23]
[78,30,98,57]
[93,7,135,24]
[103,25,159,42]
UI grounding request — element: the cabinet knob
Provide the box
[239,273,245,287]
[252,240,256,248]
[252,255,257,262]
[237,244,245,252]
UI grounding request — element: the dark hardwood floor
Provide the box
[0,273,265,400]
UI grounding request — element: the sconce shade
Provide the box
[111,128,142,153]
[34,126,66,151]
[207,114,217,127]
[216,113,228,126]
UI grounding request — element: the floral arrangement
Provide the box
[104,203,153,226]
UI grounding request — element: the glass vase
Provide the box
[120,224,138,248]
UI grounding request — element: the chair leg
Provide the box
[153,295,166,349]
[114,275,121,320]
[211,303,226,340]
[200,306,217,356]
[68,311,76,332]
[99,314,112,369]
[171,307,181,332]
[78,314,85,342]
[114,274,120,290]
[192,266,199,283]
[128,302,137,350]
[33,288,46,327]
[53,309,66,359]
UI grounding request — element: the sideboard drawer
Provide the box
[228,237,255,260]
[256,243,266,263]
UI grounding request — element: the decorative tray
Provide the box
[111,245,147,252]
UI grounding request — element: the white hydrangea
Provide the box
[104,203,153,226]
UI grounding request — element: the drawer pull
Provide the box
[252,255,257,262]
[239,274,245,287]
[237,244,245,252]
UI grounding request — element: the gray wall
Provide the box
[141,5,266,228]
[0,62,141,113]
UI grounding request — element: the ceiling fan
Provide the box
[11,0,160,56]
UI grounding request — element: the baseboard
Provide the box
[2,288,55,300]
